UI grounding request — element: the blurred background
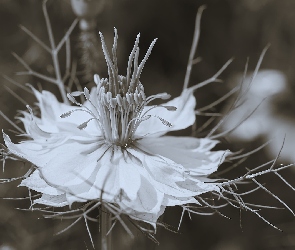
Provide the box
[1,0,295,249]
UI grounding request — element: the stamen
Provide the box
[74,30,175,147]
[136,38,157,80]
[67,93,80,105]
[94,74,100,85]
[60,110,74,118]
[160,106,177,111]
[77,118,95,130]
[126,33,140,87]
[156,116,172,127]
[83,87,90,99]
[145,92,171,105]
[70,91,84,97]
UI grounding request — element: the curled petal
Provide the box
[137,136,230,176]
[12,139,142,206]
[65,146,142,204]
[127,205,166,229]
[130,146,211,199]
[162,196,199,207]
[4,132,75,166]
[27,88,101,136]
[119,175,165,215]
[19,170,63,196]
[34,194,68,207]
[136,89,196,137]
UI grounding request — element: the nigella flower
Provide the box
[3,29,229,228]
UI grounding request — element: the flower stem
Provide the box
[100,205,112,250]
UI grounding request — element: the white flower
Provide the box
[3,29,229,227]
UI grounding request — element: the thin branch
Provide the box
[64,37,71,81]
[208,96,267,139]
[0,111,25,134]
[4,86,28,106]
[251,178,294,216]
[189,58,233,92]
[213,157,247,177]
[210,47,269,137]
[12,52,31,71]
[67,60,77,91]
[19,25,51,53]
[228,140,271,161]
[55,217,83,235]
[56,19,78,53]
[84,216,95,249]
[43,0,56,50]
[195,116,215,134]
[270,135,285,170]
[197,86,238,112]
[183,5,206,90]
[195,111,222,116]
[16,71,58,85]
[274,172,295,191]
[2,194,41,200]
[42,0,69,104]
[247,44,270,92]
[2,75,33,94]
[13,52,58,84]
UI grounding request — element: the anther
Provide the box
[94,74,100,85]
[110,98,117,108]
[104,94,109,105]
[60,111,73,118]
[157,93,171,100]
[106,92,112,101]
[126,93,134,104]
[134,93,140,104]
[157,116,172,127]
[140,91,146,101]
[84,87,90,99]
[122,97,129,110]
[116,94,123,106]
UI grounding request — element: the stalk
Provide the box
[100,205,112,250]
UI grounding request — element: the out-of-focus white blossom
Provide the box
[222,69,287,141]
[221,69,295,164]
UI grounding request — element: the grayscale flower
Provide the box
[3,29,229,227]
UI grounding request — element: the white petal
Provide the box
[39,139,108,187]
[176,179,219,195]
[32,88,101,136]
[19,170,63,196]
[65,147,142,203]
[127,206,166,229]
[137,136,230,176]
[5,130,145,207]
[34,194,68,207]
[135,89,196,137]
[4,132,75,167]
[119,175,164,215]
[32,88,64,123]
[129,146,200,198]
[162,195,200,206]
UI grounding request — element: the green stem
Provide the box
[100,206,112,250]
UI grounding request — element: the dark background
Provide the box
[1,0,295,249]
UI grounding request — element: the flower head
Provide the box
[3,29,229,227]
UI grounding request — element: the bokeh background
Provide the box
[1,0,295,249]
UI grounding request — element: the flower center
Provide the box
[96,77,146,147]
[63,29,175,148]
[95,29,156,147]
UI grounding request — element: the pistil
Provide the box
[94,29,155,147]
[96,80,145,146]
[63,29,176,148]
